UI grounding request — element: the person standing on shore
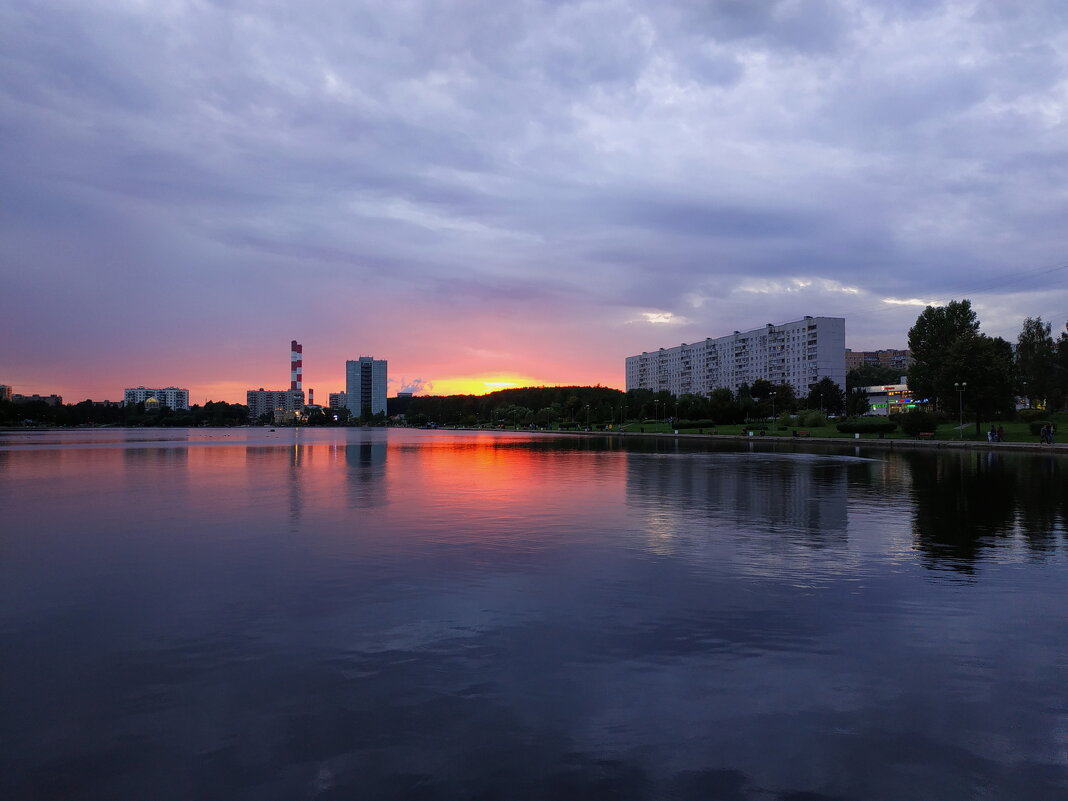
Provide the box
[997,425,1005,443]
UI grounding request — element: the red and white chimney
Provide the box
[290,340,302,391]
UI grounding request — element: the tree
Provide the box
[708,387,742,424]
[846,387,870,417]
[1054,326,1068,411]
[1016,316,1055,409]
[806,377,845,415]
[771,382,798,414]
[937,332,1015,432]
[907,299,981,411]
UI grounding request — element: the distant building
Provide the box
[244,339,309,421]
[246,388,304,421]
[346,357,388,417]
[845,348,912,373]
[328,392,347,409]
[0,384,11,402]
[124,387,190,410]
[396,391,413,399]
[626,316,846,397]
[11,393,64,406]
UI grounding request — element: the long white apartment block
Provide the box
[124,386,190,410]
[625,316,845,397]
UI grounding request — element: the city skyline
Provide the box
[2,2,1067,404]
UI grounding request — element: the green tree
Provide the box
[771,382,798,415]
[1054,327,1068,411]
[907,299,980,411]
[806,377,845,415]
[1015,316,1055,409]
[948,333,1016,432]
[846,387,870,417]
[708,387,741,424]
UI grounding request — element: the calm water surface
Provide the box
[1,428,1066,800]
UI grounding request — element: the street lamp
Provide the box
[954,381,967,439]
[653,399,660,424]
[584,404,590,430]
[770,390,777,420]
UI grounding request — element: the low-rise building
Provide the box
[11,393,64,406]
[861,382,924,416]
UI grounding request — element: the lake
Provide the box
[1,428,1066,800]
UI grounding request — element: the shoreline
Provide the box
[1,425,1064,455]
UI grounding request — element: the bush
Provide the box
[896,410,943,437]
[674,419,718,430]
[798,410,828,428]
[836,419,898,434]
[1018,409,1048,423]
[1029,421,1054,435]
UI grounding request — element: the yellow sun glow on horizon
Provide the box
[420,375,547,396]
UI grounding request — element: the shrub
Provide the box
[674,419,718,430]
[836,419,898,434]
[798,410,828,428]
[1018,409,1048,423]
[897,410,942,437]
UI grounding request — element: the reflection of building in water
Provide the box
[345,440,388,508]
[626,449,849,543]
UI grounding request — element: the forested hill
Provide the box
[390,385,626,426]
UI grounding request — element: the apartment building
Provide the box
[845,348,912,373]
[246,388,304,420]
[625,316,845,397]
[346,357,387,417]
[124,387,190,410]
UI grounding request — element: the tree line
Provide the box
[389,379,850,428]
[0,399,252,428]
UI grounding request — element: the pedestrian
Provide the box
[997,425,1005,443]
[987,425,996,443]
[1040,423,1051,444]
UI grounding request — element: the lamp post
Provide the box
[954,381,967,439]
[653,399,660,425]
[584,404,590,430]
[770,390,777,420]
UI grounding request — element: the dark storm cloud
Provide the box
[1,0,1067,396]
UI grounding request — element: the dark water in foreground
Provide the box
[1,428,1066,800]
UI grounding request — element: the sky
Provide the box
[2,0,1067,403]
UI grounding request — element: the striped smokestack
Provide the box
[290,340,302,391]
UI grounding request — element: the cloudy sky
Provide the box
[2,0,1067,402]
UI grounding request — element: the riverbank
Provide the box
[546,427,1068,454]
